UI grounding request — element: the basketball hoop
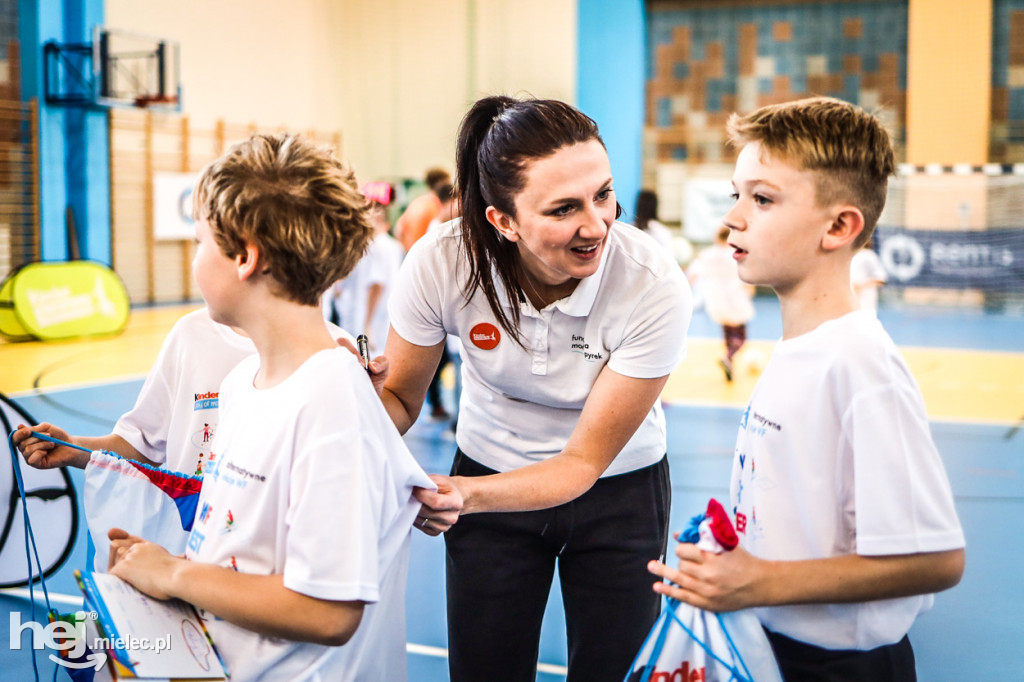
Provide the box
[43,27,182,111]
[133,93,179,109]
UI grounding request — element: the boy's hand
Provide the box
[647,542,764,612]
[412,475,464,536]
[108,528,179,601]
[12,423,91,470]
[335,337,390,395]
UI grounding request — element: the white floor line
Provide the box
[0,588,84,607]
[4,590,572,676]
[406,642,568,676]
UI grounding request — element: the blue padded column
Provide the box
[18,0,110,264]
[577,0,645,224]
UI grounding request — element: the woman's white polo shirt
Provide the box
[389,220,692,476]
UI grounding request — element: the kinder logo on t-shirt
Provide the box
[194,391,219,411]
[469,322,500,350]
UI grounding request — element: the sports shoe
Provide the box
[717,358,733,383]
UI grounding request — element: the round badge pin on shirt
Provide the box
[469,323,500,350]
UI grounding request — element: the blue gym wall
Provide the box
[19,0,110,265]
[578,0,646,224]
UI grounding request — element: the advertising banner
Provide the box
[683,178,734,242]
[0,262,130,341]
[876,227,1024,291]
[154,172,198,240]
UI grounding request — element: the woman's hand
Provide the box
[412,474,465,536]
[335,336,390,395]
[365,355,390,396]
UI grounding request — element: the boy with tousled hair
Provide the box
[106,133,433,682]
[648,97,964,680]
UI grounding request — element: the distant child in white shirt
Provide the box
[687,225,756,381]
[105,133,434,682]
[648,97,964,681]
[333,191,405,356]
[851,240,888,314]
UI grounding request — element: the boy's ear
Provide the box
[821,206,864,251]
[235,242,261,280]
[485,206,519,242]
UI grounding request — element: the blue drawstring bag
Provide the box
[625,499,783,682]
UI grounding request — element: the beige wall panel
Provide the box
[900,175,989,230]
[906,0,992,164]
[332,0,468,183]
[471,0,577,103]
[153,242,187,302]
[107,0,577,184]
[106,0,346,134]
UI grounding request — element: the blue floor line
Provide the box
[2,299,1022,680]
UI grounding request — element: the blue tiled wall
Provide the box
[645,1,908,164]
[993,0,1024,143]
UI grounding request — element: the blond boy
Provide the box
[648,98,965,680]
[106,134,433,681]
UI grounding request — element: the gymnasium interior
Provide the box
[1,1,1022,680]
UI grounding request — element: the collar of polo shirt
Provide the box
[491,227,612,318]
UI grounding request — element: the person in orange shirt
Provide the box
[397,167,452,252]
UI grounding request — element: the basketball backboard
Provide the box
[43,26,181,111]
[95,27,181,109]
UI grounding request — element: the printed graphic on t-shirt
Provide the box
[188,528,205,554]
[220,461,266,488]
[735,506,761,538]
[734,451,766,541]
[735,403,772,542]
[740,403,783,438]
[190,424,217,454]
[193,449,216,475]
[569,334,604,362]
[193,391,219,411]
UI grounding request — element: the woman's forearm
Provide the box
[458,451,604,514]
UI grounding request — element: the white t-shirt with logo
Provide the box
[113,308,255,475]
[730,310,964,650]
[113,309,356,475]
[186,348,433,681]
[389,220,692,476]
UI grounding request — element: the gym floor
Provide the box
[1,296,1022,680]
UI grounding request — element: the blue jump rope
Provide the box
[7,431,93,681]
